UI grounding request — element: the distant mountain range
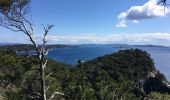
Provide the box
[112,44,167,48]
[0,43,78,51]
[0,43,167,48]
[0,42,18,46]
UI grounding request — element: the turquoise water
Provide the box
[47,45,170,81]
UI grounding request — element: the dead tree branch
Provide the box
[49,92,65,100]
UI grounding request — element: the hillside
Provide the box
[81,49,170,98]
[0,49,170,99]
[0,44,77,52]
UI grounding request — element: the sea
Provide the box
[47,44,170,81]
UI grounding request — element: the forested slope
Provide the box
[0,49,170,100]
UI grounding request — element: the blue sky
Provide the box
[1,0,170,45]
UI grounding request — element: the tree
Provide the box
[158,0,169,6]
[0,0,63,100]
[157,0,169,11]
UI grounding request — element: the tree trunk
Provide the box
[40,63,46,100]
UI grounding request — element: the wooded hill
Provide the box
[0,44,77,52]
[0,48,170,100]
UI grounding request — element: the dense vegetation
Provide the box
[0,44,77,52]
[0,48,170,100]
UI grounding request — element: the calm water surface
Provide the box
[47,45,170,81]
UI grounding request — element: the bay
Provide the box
[47,44,170,81]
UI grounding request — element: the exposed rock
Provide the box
[141,70,170,94]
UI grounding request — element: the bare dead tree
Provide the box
[0,0,63,100]
[157,0,170,11]
[157,0,169,5]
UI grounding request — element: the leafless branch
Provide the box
[0,1,55,100]
[43,59,48,69]
[45,86,49,92]
[157,0,170,11]
[45,49,49,56]
[49,92,65,100]
[46,72,53,79]
[41,25,54,54]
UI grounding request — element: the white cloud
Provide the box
[117,0,170,27]
[132,20,139,23]
[2,32,170,46]
[116,19,127,27]
[46,33,170,46]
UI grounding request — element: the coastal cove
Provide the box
[1,0,170,99]
[47,44,170,81]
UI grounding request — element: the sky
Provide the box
[0,0,170,45]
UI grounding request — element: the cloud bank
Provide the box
[116,0,170,27]
[44,33,170,46]
[2,33,170,46]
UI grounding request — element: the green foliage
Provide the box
[148,92,170,100]
[0,48,169,99]
[0,49,70,99]
[0,44,77,52]
[0,0,30,13]
[0,0,12,13]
